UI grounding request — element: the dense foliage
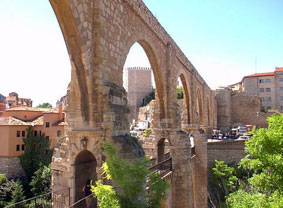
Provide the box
[210,114,283,208]
[36,103,52,108]
[19,127,53,181]
[0,180,25,207]
[92,141,170,208]
[142,89,155,106]
[177,87,183,99]
[29,164,52,196]
[0,174,7,185]
[227,114,283,207]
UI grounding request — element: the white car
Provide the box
[238,136,250,140]
[130,131,138,137]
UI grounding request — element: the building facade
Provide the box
[6,92,33,108]
[0,106,66,178]
[241,67,283,112]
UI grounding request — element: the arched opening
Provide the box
[123,41,163,131]
[177,74,191,126]
[74,150,97,208]
[157,138,170,163]
[196,89,203,125]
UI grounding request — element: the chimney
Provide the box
[59,104,64,121]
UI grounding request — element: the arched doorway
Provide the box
[74,150,97,208]
[157,138,170,163]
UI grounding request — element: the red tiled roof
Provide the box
[6,106,58,113]
[0,116,43,126]
[0,117,29,126]
[58,121,67,126]
[275,67,283,72]
[243,72,274,79]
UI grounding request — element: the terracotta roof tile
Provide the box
[0,116,44,126]
[6,106,58,113]
[275,67,283,72]
[0,117,29,126]
[243,72,274,79]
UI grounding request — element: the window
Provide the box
[16,131,20,137]
[21,144,25,151]
[57,130,61,137]
[259,88,264,92]
[281,106,283,110]
[266,88,271,92]
[266,79,271,83]
[22,131,25,137]
[260,97,264,102]
[267,106,271,110]
[259,79,264,83]
[280,78,283,82]
[34,130,37,137]
[46,136,49,141]
[280,87,283,91]
[281,96,283,101]
[39,131,42,136]
[266,97,271,101]
[16,145,20,151]
[45,122,50,128]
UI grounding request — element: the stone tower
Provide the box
[123,67,152,122]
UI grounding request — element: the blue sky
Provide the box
[0,0,283,106]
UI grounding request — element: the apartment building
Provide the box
[0,105,67,178]
[237,67,283,112]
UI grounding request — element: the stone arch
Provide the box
[157,137,171,163]
[178,73,192,125]
[74,150,97,207]
[122,39,166,120]
[196,88,203,125]
[50,0,91,124]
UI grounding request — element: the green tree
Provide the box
[36,103,52,108]
[177,87,183,99]
[91,180,120,208]
[19,127,53,181]
[29,164,51,196]
[0,174,7,185]
[143,89,155,106]
[0,180,25,207]
[9,180,25,205]
[212,161,238,197]
[92,141,170,208]
[227,114,283,207]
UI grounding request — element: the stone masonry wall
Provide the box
[231,91,261,126]
[207,140,246,169]
[0,157,25,179]
[215,88,231,132]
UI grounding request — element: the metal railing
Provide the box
[4,188,70,208]
[149,157,172,178]
[68,194,94,208]
[149,152,171,166]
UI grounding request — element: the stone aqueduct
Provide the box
[49,0,217,207]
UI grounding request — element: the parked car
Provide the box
[238,135,249,140]
[130,131,139,137]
